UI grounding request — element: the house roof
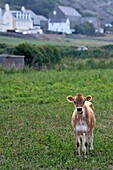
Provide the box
[25,10,40,25]
[58,6,81,17]
[36,15,48,21]
[26,10,48,21]
[49,18,67,23]
[26,10,37,18]
[26,10,48,25]
[11,10,30,15]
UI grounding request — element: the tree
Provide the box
[75,22,95,35]
[28,0,56,17]
[2,0,56,18]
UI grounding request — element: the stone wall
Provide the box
[0,54,25,68]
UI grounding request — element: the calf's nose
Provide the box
[77,107,82,112]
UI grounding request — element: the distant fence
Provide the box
[0,54,25,69]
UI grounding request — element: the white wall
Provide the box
[0,8,2,31]
[48,19,72,34]
[2,9,14,31]
[14,12,33,31]
[15,20,33,31]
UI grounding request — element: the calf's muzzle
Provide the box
[77,107,82,112]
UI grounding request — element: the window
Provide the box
[53,10,56,15]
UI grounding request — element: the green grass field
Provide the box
[1,35,113,47]
[0,68,113,170]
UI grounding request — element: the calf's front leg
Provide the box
[82,133,88,159]
[74,130,80,156]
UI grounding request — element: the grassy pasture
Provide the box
[1,35,113,47]
[0,69,113,170]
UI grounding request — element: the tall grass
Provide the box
[0,69,113,169]
[56,57,113,70]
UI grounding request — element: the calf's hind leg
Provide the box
[90,130,94,150]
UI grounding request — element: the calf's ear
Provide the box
[67,96,74,102]
[85,95,92,101]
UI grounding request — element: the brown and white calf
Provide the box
[67,93,96,158]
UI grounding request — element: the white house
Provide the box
[0,4,48,33]
[11,6,33,31]
[48,6,82,34]
[0,4,33,32]
[48,18,71,34]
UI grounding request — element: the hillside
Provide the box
[1,0,113,24]
[58,0,113,24]
[0,0,57,18]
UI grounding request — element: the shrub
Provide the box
[101,44,113,50]
[87,48,104,58]
[32,45,61,69]
[0,43,7,49]
[13,44,61,69]
[75,22,95,35]
[60,46,89,58]
[13,43,36,66]
[0,43,14,54]
[60,47,110,59]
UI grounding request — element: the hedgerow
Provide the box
[1,43,113,70]
[0,43,14,54]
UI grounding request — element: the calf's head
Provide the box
[67,93,92,114]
